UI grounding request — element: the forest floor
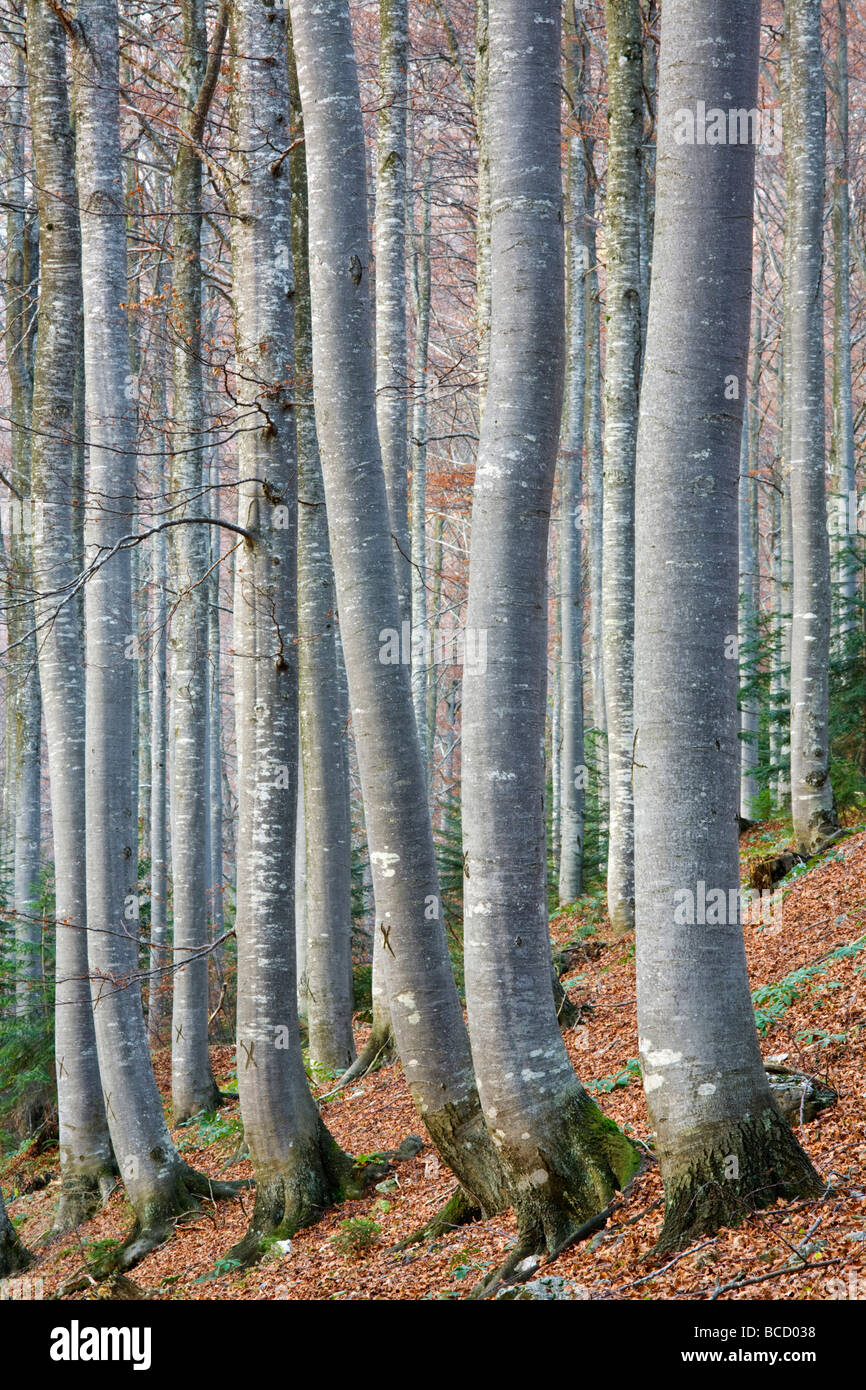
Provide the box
[5,820,866,1301]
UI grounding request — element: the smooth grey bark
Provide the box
[474,0,490,414]
[738,404,760,821]
[633,0,822,1254]
[290,46,355,1073]
[168,0,226,1120]
[149,517,169,1046]
[72,0,234,1264]
[785,0,838,853]
[375,0,411,626]
[26,0,115,1229]
[410,147,433,764]
[831,0,857,638]
[0,1181,31,1277]
[601,0,643,935]
[558,0,589,905]
[288,0,507,1215]
[3,40,42,1013]
[462,0,637,1255]
[206,446,225,991]
[227,0,358,1257]
[584,139,606,789]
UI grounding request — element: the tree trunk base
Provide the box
[0,1223,32,1279]
[227,1124,390,1265]
[51,1168,118,1236]
[653,1105,825,1256]
[505,1087,640,1255]
[422,1097,510,1219]
[171,1076,226,1125]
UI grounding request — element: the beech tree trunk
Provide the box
[785,0,838,854]
[27,0,114,1229]
[228,0,357,1257]
[633,0,822,1254]
[462,0,637,1256]
[0,1181,30,1278]
[290,40,356,1073]
[601,0,643,935]
[558,0,589,905]
[168,0,225,1120]
[288,0,507,1215]
[376,0,411,626]
[3,41,42,1014]
[72,0,232,1265]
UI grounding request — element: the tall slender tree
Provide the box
[601,0,643,935]
[290,37,356,1073]
[633,0,822,1253]
[168,0,227,1120]
[785,0,837,852]
[69,0,235,1267]
[462,0,637,1261]
[288,0,507,1217]
[27,0,115,1228]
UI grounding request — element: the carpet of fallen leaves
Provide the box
[6,821,866,1301]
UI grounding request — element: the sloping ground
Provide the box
[5,824,866,1300]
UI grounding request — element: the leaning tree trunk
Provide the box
[0,1181,31,1279]
[227,0,365,1259]
[461,0,638,1259]
[633,0,822,1255]
[26,0,115,1229]
[376,0,412,626]
[601,0,643,935]
[785,0,838,854]
[288,0,507,1217]
[167,0,225,1120]
[289,40,356,1074]
[3,42,42,1015]
[71,0,236,1269]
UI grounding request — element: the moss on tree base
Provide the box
[228,1122,391,1265]
[654,1105,824,1256]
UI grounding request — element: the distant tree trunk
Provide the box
[410,146,433,763]
[633,0,822,1255]
[167,0,226,1120]
[584,138,606,792]
[0,1181,30,1278]
[290,41,356,1073]
[27,0,115,1230]
[558,0,589,905]
[785,0,838,853]
[376,0,411,626]
[3,41,42,1014]
[601,0,643,935]
[462,0,637,1258]
[72,0,233,1266]
[206,450,224,989]
[288,0,507,1216]
[149,517,169,1046]
[227,0,360,1258]
[831,0,857,639]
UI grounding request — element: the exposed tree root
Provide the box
[323,1025,396,1095]
[395,1185,483,1248]
[50,1169,118,1238]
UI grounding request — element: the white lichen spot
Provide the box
[371,850,400,878]
[396,991,416,1010]
[646,1049,682,1067]
[697,1082,716,1097]
[530,1169,548,1187]
[645,1074,665,1092]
